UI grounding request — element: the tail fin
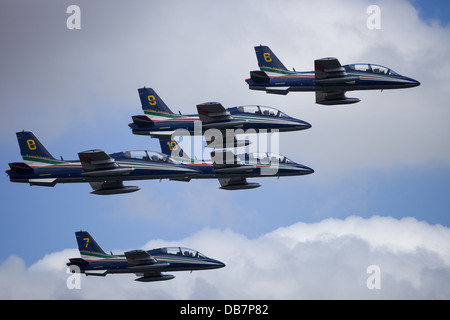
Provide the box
[158,137,191,161]
[255,45,288,71]
[16,131,56,161]
[75,231,107,258]
[138,87,174,114]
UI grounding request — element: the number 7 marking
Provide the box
[83,238,90,248]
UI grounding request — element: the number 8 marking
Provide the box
[27,139,37,150]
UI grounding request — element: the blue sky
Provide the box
[412,0,450,24]
[1,0,450,299]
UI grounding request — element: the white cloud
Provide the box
[1,216,449,299]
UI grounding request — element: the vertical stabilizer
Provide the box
[75,231,107,259]
[138,87,174,114]
[16,131,56,161]
[255,45,288,71]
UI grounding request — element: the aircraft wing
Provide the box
[314,58,360,83]
[211,150,256,174]
[197,102,231,123]
[78,150,140,195]
[197,102,247,128]
[314,58,361,105]
[125,250,157,266]
[125,250,174,282]
[78,150,119,172]
[78,150,135,177]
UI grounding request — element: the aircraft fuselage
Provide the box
[129,106,311,136]
[246,65,420,93]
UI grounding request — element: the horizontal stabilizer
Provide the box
[68,258,89,266]
[8,162,33,174]
[250,70,270,83]
[131,115,154,128]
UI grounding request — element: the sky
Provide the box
[1,0,450,299]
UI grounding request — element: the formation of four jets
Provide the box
[7,46,420,281]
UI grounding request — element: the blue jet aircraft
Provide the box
[67,231,225,282]
[129,87,311,147]
[6,131,199,195]
[246,45,420,105]
[158,138,314,190]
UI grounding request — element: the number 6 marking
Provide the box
[263,52,272,63]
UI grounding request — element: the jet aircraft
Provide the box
[246,45,420,105]
[129,87,311,147]
[158,138,314,190]
[6,131,199,195]
[67,231,225,282]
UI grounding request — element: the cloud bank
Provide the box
[1,216,449,299]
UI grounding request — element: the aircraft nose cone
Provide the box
[298,165,314,175]
[404,77,420,88]
[297,120,312,130]
[210,259,226,269]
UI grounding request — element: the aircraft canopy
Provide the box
[238,152,295,164]
[123,150,180,164]
[234,105,291,118]
[160,247,207,259]
[347,64,399,76]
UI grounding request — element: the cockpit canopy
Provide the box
[123,150,180,164]
[347,64,399,76]
[232,105,291,118]
[160,247,207,259]
[237,152,295,164]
